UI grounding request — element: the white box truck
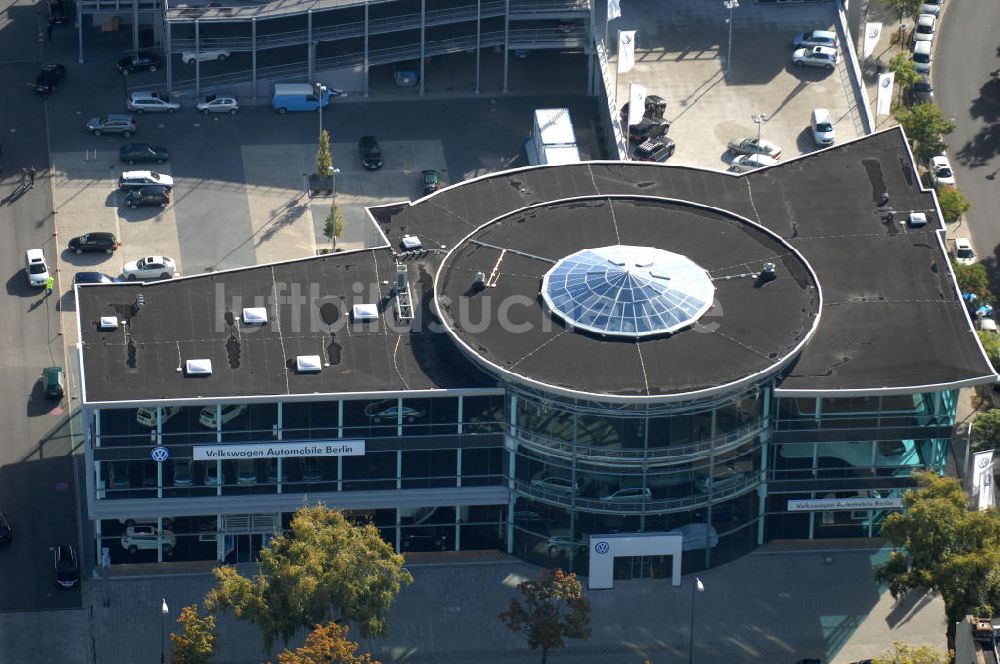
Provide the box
[526,108,581,166]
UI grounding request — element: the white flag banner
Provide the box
[876,71,894,116]
[627,83,647,126]
[863,22,882,59]
[972,450,994,496]
[618,30,636,74]
[608,0,621,22]
[979,468,995,512]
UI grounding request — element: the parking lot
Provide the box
[614,0,865,169]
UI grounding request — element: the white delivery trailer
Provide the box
[526,108,581,166]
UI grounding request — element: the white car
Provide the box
[912,14,935,42]
[791,29,838,50]
[912,40,932,74]
[929,155,956,187]
[530,474,580,497]
[122,255,177,281]
[118,170,174,190]
[729,154,779,173]
[727,137,782,159]
[181,49,231,64]
[667,523,719,551]
[126,91,180,114]
[792,46,838,70]
[196,93,239,115]
[811,108,835,147]
[198,403,247,428]
[136,405,181,428]
[25,248,49,287]
[919,0,942,16]
[121,525,176,553]
[600,487,652,503]
[779,440,914,467]
[953,238,976,266]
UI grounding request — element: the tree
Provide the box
[316,129,333,178]
[895,103,954,161]
[499,568,591,664]
[872,642,949,664]
[205,505,413,653]
[323,202,345,250]
[979,331,1000,373]
[887,53,921,103]
[274,623,379,664]
[972,409,1000,453]
[880,0,923,36]
[170,604,218,664]
[952,262,994,306]
[938,188,972,223]
[874,472,1000,642]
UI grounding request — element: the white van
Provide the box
[811,108,835,147]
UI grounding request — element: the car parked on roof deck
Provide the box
[792,46,838,70]
[32,63,66,95]
[118,170,173,190]
[633,138,675,162]
[117,52,161,75]
[127,91,180,114]
[53,544,79,587]
[124,185,170,209]
[122,255,176,280]
[727,137,782,159]
[181,48,231,64]
[729,153,779,173]
[68,232,119,255]
[119,143,168,165]
[196,93,239,115]
[87,114,135,137]
[791,29,838,50]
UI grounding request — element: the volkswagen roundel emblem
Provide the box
[594,541,610,555]
[868,26,879,38]
[980,457,992,468]
[881,77,891,88]
[621,35,632,45]
[150,446,170,463]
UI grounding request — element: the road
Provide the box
[0,0,81,611]
[935,0,1000,276]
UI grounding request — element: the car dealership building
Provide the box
[75,128,996,578]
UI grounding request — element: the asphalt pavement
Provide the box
[0,0,82,612]
[935,0,1000,275]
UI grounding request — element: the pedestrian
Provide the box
[20,167,27,188]
[46,18,54,41]
[29,167,36,188]
[45,275,55,296]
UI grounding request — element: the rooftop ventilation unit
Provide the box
[395,264,414,322]
[908,212,927,227]
[352,303,379,322]
[99,315,119,330]
[242,307,268,325]
[401,235,422,251]
[185,359,213,376]
[295,355,322,373]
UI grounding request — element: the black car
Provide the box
[68,232,119,255]
[634,138,676,163]
[117,52,161,75]
[32,63,66,95]
[360,135,383,170]
[125,185,169,209]
[43,366,64,400]
[421,169,440,194]
[119,143,168,165]
[73,271,119,285]
[48,0,68,24]
[53,544,79,588]
[909,77,934,104]
[628,117,670,144]
[0,513,12,544]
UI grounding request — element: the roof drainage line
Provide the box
[710,329,776,362]
[585,163,600,195]
[744,178,762,223]
[468,239,556,264]
[391,336,410,390]
[508,327,570,371]
[269,265,291,394]
[635,342,651,396]
[608,198,622,244]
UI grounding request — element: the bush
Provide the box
[938,188,972,223]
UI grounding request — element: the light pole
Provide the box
[752,112,768,144]
[317,83,327,141]
[723,0,738,76]
[160,598,169,664]
[687,578,705,664]
[329,166,341,196]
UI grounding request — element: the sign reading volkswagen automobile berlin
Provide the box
[787,497,902,512]
[193,440,364,461]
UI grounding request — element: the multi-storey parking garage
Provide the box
[75,128,995,578]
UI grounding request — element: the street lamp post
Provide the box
[752,112,768,144]
[329,167,341,196]
[317,83,328,141]
[687,578,705,664]
[160,598,169,664]
[723,0,738,76]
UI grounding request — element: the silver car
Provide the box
[792,46,838,70]
[727,137,782,159]
[729,154,779,173]
[791,29,838,50]
[196,93,239,115]
[127,91,180,114]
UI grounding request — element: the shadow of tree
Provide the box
[257,197,308,245]
[956,74,1000,168]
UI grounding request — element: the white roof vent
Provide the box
[908,212,927,227]
[401,235,422,250]
[185,359,213,376]
[295,355,322,373]
[99,316,119,330]
[242,307,268,325]
[352,303,378,321]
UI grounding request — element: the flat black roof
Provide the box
[78,128,995,404]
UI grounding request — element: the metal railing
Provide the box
[80,0,161,12]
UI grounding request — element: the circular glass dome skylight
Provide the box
[541,245,715,337]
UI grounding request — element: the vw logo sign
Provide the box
[881,77,891,88]
[150,446,170,463]
[980,457,992,468]
[594,541,610,555]
[868,27,879,38]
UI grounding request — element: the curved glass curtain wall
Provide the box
[508,386,768,576]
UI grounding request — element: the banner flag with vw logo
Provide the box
[972,449,994,496]
[876,71,894,116]
[863,22,882,59]
[618,31,636,74]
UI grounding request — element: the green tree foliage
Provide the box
[872,641,949,664]
[938,188,972,223]
[952,262,994,307]
[323,202,345,248]
[316,129,333,178]
[972,410,1000,453]
[874,472,1000,641]
[887,53,922,96]
[274,623,379,664]
[170,604,218,664]
[205,505,412,653]
[499,568,592,664]
[880,0,923,20]
[895,103,955,161]
[979,331,1000,374]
